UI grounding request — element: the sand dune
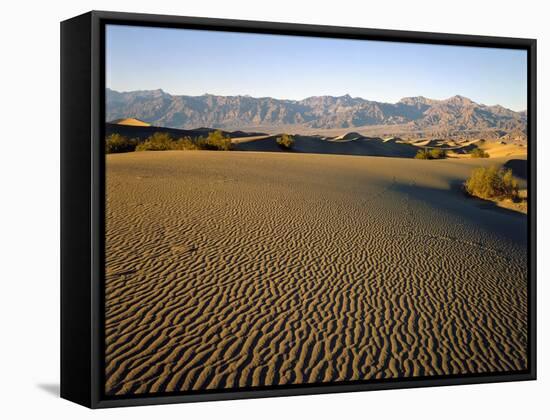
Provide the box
[106,123,268,142]
[413,138,479,150]
[232,134,526,161]
[230,135,273,144]
[413,139,442,147]
[333,132,363,141]
[233,135,419,158]
[480,142,527,158]
[109,117,151,126]
[105,151,527,395]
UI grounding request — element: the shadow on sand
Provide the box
[389,178,527,247]
[503,159,528,179]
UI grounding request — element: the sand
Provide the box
[105,151,528,396]
[232,135,419,157]
[231,133,527,161]
[109,118,151,126]
[479,142,527,158]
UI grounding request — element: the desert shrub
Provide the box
[174,136,200,150]
[415,149,430,159]
[134,130,232,152]
[276,134,294,150]
[464,166,519,200]
[415,148,447,160]
[429,148,447,159]
[105,133,137,153]
[208,130,232,150]
[135,132,176,151]
[195,130,231,150]
[470,147,490,158]
[196,130,232,151]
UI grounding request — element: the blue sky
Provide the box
[106,24,527,111]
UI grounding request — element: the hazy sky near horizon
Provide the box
[106,24,527,111]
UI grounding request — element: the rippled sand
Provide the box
[105,151,528,395]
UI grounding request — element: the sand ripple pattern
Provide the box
[105,151,528,395]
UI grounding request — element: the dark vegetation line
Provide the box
[106,131,297,153]
[105,130,232,153]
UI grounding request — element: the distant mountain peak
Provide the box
[398,96,434,105]
[445,94,474,105]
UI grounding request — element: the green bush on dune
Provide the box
[105,133,138,153]
[470,147,490,158]
[415,148,447,160]
[196,130,232,151]
[135,132,176,151]
[429,148,447,159]
[464,166,519,200]
[133,130,232,152]
[414,149,430,159]
[174,136,199,150]
[276,134,294,150]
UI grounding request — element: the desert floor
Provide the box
[105,151,528,395]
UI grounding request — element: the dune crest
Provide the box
[110,117,151,126]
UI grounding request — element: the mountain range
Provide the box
[106,88,527,142]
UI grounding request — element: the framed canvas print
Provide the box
[60,11,536,408]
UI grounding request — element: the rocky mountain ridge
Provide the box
[106,88,527,141]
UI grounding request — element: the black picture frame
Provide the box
[61,10,537,409]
